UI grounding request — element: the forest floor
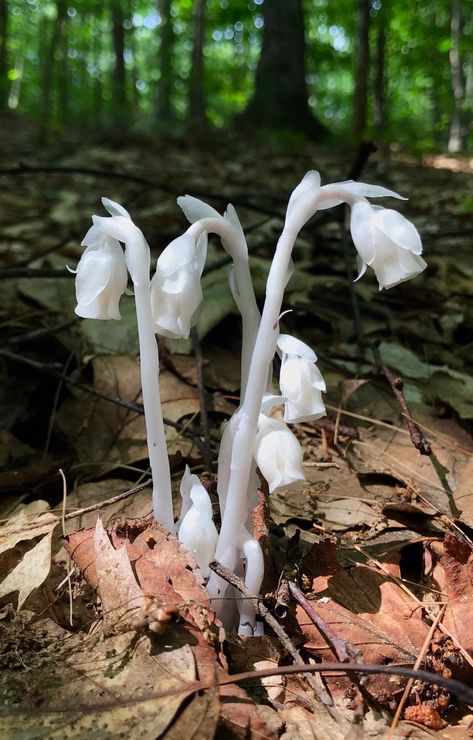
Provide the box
[0,115,473,738]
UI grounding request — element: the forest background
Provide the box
[0,0,472,152]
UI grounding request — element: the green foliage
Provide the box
[1,0,471,150]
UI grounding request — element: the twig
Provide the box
[380,361,432,455]
[209,559,339,713]
[62,479,152,521]
[288,581,356,664]
[0,348,203,440]
[214,662,473,705]
[388,605,447,738]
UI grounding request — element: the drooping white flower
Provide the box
[277,334,326,423]
[74,226,127,320]
[284,172,426,290]
[178,473,218,578]
[150,232,207,339]
[254,413,305,493]
[350,201,427,290]
[91,198,149,284]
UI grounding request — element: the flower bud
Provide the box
[350,201,426,290]
[278,334,326,423]
[74,229,127,320]
[151,232,207,339]
[178,474,217,578]
[254,413,305,493]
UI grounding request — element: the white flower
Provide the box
[90,197,149,283]
[284,172,426,290]
[350,201,427,290]
[277,334,326,423]
[74,226,127,320]
[150,231,207,339]
[178,473,218,578]
[254,413,305,493]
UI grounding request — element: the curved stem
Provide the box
[134,282,174,532]
[208,227,299,604]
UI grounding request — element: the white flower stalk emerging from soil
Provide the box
[74,198,174,532]
[178,468,218,578]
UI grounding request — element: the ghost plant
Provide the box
[73,172,426,633]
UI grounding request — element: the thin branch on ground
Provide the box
[209,559,340,715]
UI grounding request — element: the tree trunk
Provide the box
[0,0,8,108]
[448,0,465,153]
[111,0,128,122]
[240,0,324,138]
[373,21,386,132]
[156,0,175,123]
[39,0,67,141]
[353,0,371,139]
[188,0,206,128]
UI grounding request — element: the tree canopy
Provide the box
[1,0,472,150]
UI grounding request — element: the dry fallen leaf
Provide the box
[0,502,59,609]
[296,539,430,703]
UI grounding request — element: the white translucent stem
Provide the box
[238,539,264,635]
[208,227,299,603]
[188,218,260,398]
[126,229,174,532]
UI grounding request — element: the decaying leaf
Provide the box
[296,539,430,703]
[0,502,59,609]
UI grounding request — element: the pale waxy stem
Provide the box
[126,235,174,532]
[207,226,299,607]
[187,217,260,399]
[238,538,264,636]
[133,283,174,531]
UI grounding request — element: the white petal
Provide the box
[101,197,131,219]
[354,255,368,282]
[75,252,113,306]
[157,233,196,274]
[350,201,376,264]
[92,214,137,243]
[223,203,245,240]
[177,195,221,224]
[81,224,107,248]
[194,232,208,274]
[374,209,422,254]
[285,170,321,230]
[254,416,305,493]
[337,180,407,200]
[260,394,286,415]
[277,334,317,361]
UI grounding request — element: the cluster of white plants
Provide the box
[73,171,426,634]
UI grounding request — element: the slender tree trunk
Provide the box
[448,0,465,152]
[156,0,174,124]
[57,12,69,124]
[240,0,324,137]
[91,1,103,128]
[374,22,386,132]
[0,0,8,108]
[188,0,206,128]
[111,0,128,123]
[39,0,67,141]
[353,0,371,139]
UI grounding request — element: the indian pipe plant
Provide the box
[72,171,426,634]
